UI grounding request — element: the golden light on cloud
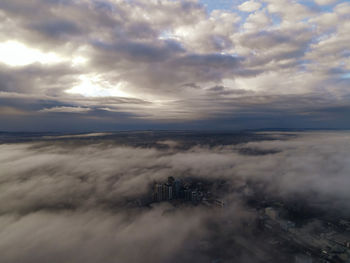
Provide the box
[66,74,131,98]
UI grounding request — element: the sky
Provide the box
[0,0,349,131]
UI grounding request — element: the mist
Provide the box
[1,131,350,262]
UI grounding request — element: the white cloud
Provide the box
[243,10,272,31]
[39,106,91,113]
[0,41,64,67]
[314,0,337,6]
[65,75,131,98]
[334,2,350,16]
[238,0,262,12]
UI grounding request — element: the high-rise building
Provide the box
[168,176,175,185]
[174,180,182,199]
[154,183,163,202]
[184,189,191,201]
[191,191,198,202]
[153,182,175,202]
[168,185,173,200]
[162,184,168,201]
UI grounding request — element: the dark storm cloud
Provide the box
[2,88,350,132]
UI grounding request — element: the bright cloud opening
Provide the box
[66,75,131,98]
[0,41,65,66]
[0,41,88,67]
[71,56,88,66]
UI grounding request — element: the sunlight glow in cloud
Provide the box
[39,106,91,113]
[71,56,89,67]
[0,41,64,66]
[0,41,88,67]
[66,75,131,98]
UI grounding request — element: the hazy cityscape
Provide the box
[147,175,350,263]
[1,131,350,263]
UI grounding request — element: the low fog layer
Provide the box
[0,131,349,262]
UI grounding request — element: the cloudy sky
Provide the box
[0,0,349,131]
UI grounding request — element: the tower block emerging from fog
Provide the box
[154,183,163,202]
[151,176,219,205]
[153,176,176,202]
